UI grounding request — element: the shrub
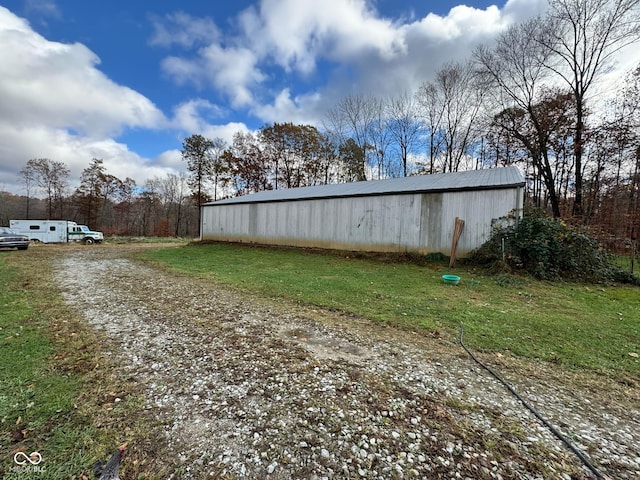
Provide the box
[467,213,639,284]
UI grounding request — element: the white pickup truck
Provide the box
[9,220,104,244]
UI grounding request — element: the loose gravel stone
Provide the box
[53,245,640,479]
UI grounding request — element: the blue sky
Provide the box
[0,0,635,194]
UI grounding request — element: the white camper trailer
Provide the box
[9,220,104,244]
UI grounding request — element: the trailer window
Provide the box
[29,225,40,230]
[49,226,56,231]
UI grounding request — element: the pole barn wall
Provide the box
[201,185,523,256]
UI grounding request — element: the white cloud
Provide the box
[161,44,264,107]
[169,99,249,143]
[24,0,61,19]
[171,99,225,133]
[153,149,183,170]
[0,6,256,196]
[252,88,324,126]
[502,0,549,22]
[409,5,505,41]
[154,0,548,124]
[149,11,220,48]
[0,6,176,193]
[3,0,635,198]
[238,0,405,72]
[0,121,173,194]
[0,8,166,137]
[201,122,250,144]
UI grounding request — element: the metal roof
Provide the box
[204,166,525,206]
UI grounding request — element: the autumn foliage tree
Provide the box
[181,134,223,235]
[75,158,108,227]
[260,122,334,188]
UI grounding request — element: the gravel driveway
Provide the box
[53,245,639,479]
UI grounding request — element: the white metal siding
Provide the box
[437,189,520,255]
[201,186,522,256]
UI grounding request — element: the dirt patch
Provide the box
[50,244,639,479]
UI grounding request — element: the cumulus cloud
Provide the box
[0,121,171,193]
[154,0,409,111]
[0,5,255,195]
[238,0,405,72]
[5,0,629,197]
[171,99,226,133]
[252,88,324,126]
[409,5,505,41]
[153,0,547,125]
[161,44,265,107]
[0,6,173,193]
[0,8,166,137]
[502,0,549,22]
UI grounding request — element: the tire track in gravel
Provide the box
[53,245,640,479]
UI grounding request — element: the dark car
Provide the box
[0,227,29,250]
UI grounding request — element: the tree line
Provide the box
[0,157,198,237]
[2,0,639,247]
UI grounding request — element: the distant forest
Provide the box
[1,0,639,249]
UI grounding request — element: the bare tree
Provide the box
[367,97,392,179]
[475,19,566,216]
[113,177,137,235]
[173,172,191,236]
[18,163,37,218]
[23,158,70,219]
[540,0,640,217]
[415,83,446,174]
[210,137,229,201]
[417,61,484,173]
[386,92,423,177]
[325,94,379,180]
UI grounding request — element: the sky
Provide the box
[0,0,637,195]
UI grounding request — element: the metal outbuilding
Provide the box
[200,166,525,257]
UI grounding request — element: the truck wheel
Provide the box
[84,238,95,245]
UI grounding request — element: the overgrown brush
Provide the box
[467,212,639,285]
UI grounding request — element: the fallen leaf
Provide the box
[629,352,639,358]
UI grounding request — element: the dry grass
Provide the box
[1,244,171,479]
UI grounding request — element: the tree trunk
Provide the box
[572,104,585,218]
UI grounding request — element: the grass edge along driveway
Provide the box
[0,252,146,480]
[140,242,640,380]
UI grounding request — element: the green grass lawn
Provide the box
[0,256,90,478]
[0,253,133,479]
[140,242,640,378]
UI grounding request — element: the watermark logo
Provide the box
[14,451,42,465]
[12,451,45,473]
